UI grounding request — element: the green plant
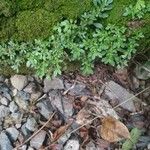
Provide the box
[0,0,144,78]
[123,0,149,19]
[122,128,141,150]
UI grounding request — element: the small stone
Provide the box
[31,91,42,101]
[9,101,18,113]
[10,75,28,91]
[12,89,18,96]
[64,139,79,150]
[17,91,30,101]
[19,145,27,150]
[49,91,73,119]
[104,81,137,112]
[36,98,53,119]
[65,82,89,96]
[0,97,9,106]
[0,105,10,118]
[15,123,22,129]
[0,131,13,150]
[0,75,5,82]
[26,117,37,132]
[44,78,64,92]
[21,123,28,136]
[23,82,37,93]
[11,112,22,121]
[6,127,19,141]
[30,130,46,149]
[28,146,34,150]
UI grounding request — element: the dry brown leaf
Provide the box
[52,121,72,142]
[100,116,130,142]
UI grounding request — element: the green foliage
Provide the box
[123,0,149,19]
[0,0,144,77]
[122,128,141,150]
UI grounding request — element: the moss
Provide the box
[60,0,92,19]
[0,17,15,41]
[15,9,61,41]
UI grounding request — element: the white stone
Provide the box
[10,75,28,91]
[64,139,79,150]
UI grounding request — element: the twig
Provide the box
[14,112,56,150]
[113,86,150,109]
[63,81,76,95]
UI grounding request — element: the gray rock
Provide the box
[44,78,64,92]
[9,101,18,113]
[36,98,53,119]
[10,75,28,91]
[0,132,13,150]
[58,128,72,145]
[64,139,79,150]
[19,145,27,150]
[31,91,42,101]
[0,83,12,101]
[26,117,37,132]
[14,91,30,110]
[0,105,10,118]
[6,127,19,141]
[86,141,98,150]
[30,130,46,149]
[0,75,5,82]
[104,81,137,112]
[65,82,89,96]
[21,123,28,136]
[23,82,37,93]
[49,90,73,119]
[28,146,34,150]
[0,97,9,106]
[15,123,22,129]
[11,112,22,121]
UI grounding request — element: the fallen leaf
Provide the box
[52,121,72,142]
[100,116,130,142]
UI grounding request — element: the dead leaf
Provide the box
[52,121,72,142]
[100,116,130,142]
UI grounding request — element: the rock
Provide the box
[49,90,73,119]
[0,105,10,118]
[15,123,22,129]
[0,97,9,106]
[9,101,18,113]
[31,91,42,101]
[65,82,89,96]
[12,89,18,96]
[6,127,19,141]
[19,145,27,150]
[44,78,64,92]
[10,75,28,91]
[58,128,72,145]
[21,123,29,136]
[0,131,13,150]
[86,141,97,150]
[28,146,34,150]
[64,139,79,150]
[26,117,38,132]
[30,130,46,149]
[14,91,30,110]
[36,98,53,119]
[0,83,12,101]
[23,82,37,93]
[11,112,22,122]
[104,81,137,112]
[0,75,5,82]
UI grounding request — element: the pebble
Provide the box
[64,139,80,150]
[49,90,73,119]
[44,77,64,92]
[30,130,46,149]
[23,82,37,93]
[0,131,13,150]
[36,98,53,119]
[9,101,19,113]
[104,81,137,112]
[0,75,5,82]
[26,117,38,132]
[10,75,28,91]
[0,97,9,106]
[6,127,19,141]
[0,105,10,118]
